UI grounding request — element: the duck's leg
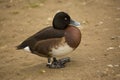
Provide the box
[47,57,70,68]
[46,58,51,67]
[47,57,64,68]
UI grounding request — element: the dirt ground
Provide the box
[0,0,120,80]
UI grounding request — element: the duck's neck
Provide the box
[65,26,81,49]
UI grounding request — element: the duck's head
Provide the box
[52,12,80,30]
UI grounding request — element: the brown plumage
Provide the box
[17,12,81,68]
[65,26,81,48]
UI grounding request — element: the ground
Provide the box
[0,0,120,80]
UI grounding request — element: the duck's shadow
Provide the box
[19,58,84,77]
[20,63,47,74]
[19,62,65,76]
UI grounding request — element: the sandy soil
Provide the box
[0,0,120,80]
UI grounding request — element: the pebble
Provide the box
[98,21,103,25]
[40,70,46,73]
[106,47,114,50]
[107,64,113,68]
[47,17,52,21]
[107,64,119,68]
[56,10,61,13]
[81,20,88,24]
[114,64,119,67]
[111,36,120,40]
[111,37,116,40]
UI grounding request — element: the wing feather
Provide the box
[17,27,65,49]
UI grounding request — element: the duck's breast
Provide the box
[49,37,73,57]
[65,26,81,49]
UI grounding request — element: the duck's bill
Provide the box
[70,19,80,27]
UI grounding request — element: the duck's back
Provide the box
[17,27,65,50]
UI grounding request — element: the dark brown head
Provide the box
[52,12,80,30]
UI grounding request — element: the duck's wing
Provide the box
[32,37,64,57]
[17,27,65,49]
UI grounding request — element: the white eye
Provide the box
[64,17,67,20]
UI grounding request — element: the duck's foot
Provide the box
[58,57,71,64]
[46,57,70,69]
[47,61,65,68]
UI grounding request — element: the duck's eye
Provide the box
[64,17,67,20]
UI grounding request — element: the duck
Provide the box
[17,12,81,68]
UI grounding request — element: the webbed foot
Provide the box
[46,57,70,69]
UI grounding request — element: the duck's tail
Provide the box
[16,42,28,50]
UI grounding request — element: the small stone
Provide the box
[111,37,116,40]
[114,64,119,67]
[106,47,114,50]
[104,53,108,56]
[41,70,46,73]
[98,21,103,25]
[107,64,113,68]
[56,10,61,13]
[47,17,52,21]
[82,20,88,24]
